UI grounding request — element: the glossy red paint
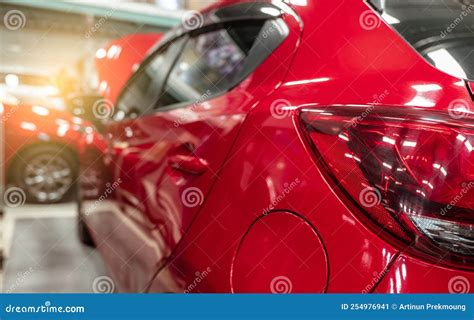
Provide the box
[2,101,103,203]
[95,33,163,104]
[80,0,474,293]
[373,254,474,293]
[3,102,85,167]
[232,211,328,293]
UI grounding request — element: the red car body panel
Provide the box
[85,6,303,292]
[147,91,400,293]
[95,33,163,104]
[374,254,474,293]
[81,0,474,293]
[3,103,85,170]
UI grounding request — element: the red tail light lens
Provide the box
[299,106,474,269]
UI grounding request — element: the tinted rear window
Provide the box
[157,22,265,108]
[373,0,474,80]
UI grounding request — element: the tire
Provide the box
[10,144,78,203]
[77,212,95,247]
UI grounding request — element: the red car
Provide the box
[2,101,85,203]
[78,0,474,293]
[94,33,164,105]
[0,33,163,204]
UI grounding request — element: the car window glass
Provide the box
[156,22,266,109]
[373,0,474,80]
[114,39,182,121]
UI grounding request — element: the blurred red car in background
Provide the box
[95,33,163,105]
[2,101,84,203]
[78,0,474,293]
[2,33,162,204]
[0,70,65,111]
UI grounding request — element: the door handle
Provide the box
[168,154,209,175]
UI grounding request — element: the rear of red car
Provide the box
[280,0,474,292]
[150,0,473,293]
[79,0,473,293]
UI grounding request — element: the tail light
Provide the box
[299,106,474,269]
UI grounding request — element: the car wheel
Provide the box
[11,144,77,203]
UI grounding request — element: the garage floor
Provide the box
[2,203,107,293]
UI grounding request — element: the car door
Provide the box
[135,19,294,287]
[130,22,273,256]
[93,3,298,292]
[85,38,186,292]
[107,38,185,213]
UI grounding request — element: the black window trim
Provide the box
[367,0,474,81]
[114,2,290,121]
[113,35,188,121]
[151,18,289,114]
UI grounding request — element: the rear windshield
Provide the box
[372,0,474,81]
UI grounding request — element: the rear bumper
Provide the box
[374,254,473,293]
